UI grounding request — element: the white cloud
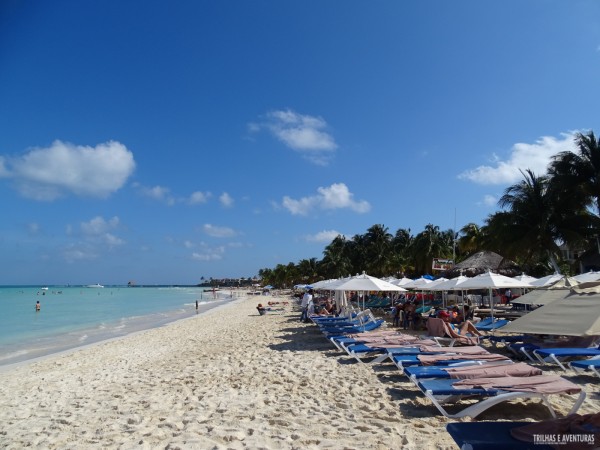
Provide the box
[203,224,237,238]
[0,157,9,177]
[282,183,371,216]
[189,191,211,204]
[81,216,120,235]
[80,216,124,248]
[458,133,577,185]
[27,222,40,235]
[478,194,499,207]
[219,192,234,208]
[2,140,135,200]
[305,230,344,243]
[63,244,97,262]
[192,245,225,261]
[136,184,176,206]
[250,109,338,166]
[103,233,124,247]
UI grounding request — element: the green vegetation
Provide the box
[258,131,600,289]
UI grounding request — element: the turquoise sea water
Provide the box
[0,285,236,366]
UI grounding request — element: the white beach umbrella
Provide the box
[332,272,406,310]
[310,279,339,290]
[572,271,600,283]
[391,277,413,287]
[424,278,449,291]
[431,275,470,291]
[512,276,580,306]
[402,277,433,290]
[458,271,533,325]
[529,273,563,287]
[332,273,407,293]
[512,273,539,284]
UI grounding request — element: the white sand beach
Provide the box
[0,293,598,449]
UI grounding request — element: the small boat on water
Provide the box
[41,287,49,291]
[86,283,104,288]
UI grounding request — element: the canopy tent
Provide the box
[511,276,580,306]
[499,283,600,336]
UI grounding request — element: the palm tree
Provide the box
[492,169,593,272]
[297,258,319,283]
[457,223,484,257]
[549,130,600,217]
[410,224,453,275]
[321,235,352,279]
[390,228,413,275]
[363,224,393,276]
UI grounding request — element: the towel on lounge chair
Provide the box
[453,375,581,394]
[444,362,542,379]
[426,317,447,337]
[405,362,538,381]
[419,345,490,355]
[418,353,509,365]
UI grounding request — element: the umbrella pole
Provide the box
[489,287,495,335]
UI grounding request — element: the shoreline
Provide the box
[0,292,244,369]
[1,293,598,449]
[0,294,247,373]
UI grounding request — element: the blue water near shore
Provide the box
[0,285,236,367]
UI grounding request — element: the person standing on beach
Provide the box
[195,299,199,312]
[35,300,40,312]
[300,289,313,322]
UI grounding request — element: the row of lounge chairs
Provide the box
[307,309,598,445]
[495,336,600,376]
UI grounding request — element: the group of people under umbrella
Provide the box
[303,270,600,339]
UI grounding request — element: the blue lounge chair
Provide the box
[339,337,443,364]
[403,361,534,381]
[487,334,527,348]
[390,352,511,370]
[569,358,600,377]
[476,318,509,331]
[416,376,586,419]
[533,345,600,371]
[320,319,386,337]
[446,412,600,450]
[507,342,540,361]
[446,421,554,450]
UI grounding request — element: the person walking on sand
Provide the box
[35,300,40,312]
[300,289,313,322]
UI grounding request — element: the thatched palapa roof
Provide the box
[443,251,521,278]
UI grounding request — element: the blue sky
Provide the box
[1,1,600,285]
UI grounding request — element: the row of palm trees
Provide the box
[258,131,600,289]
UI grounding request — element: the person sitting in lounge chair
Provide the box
[438,310,483,337]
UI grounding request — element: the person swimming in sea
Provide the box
[35,300,41,312]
